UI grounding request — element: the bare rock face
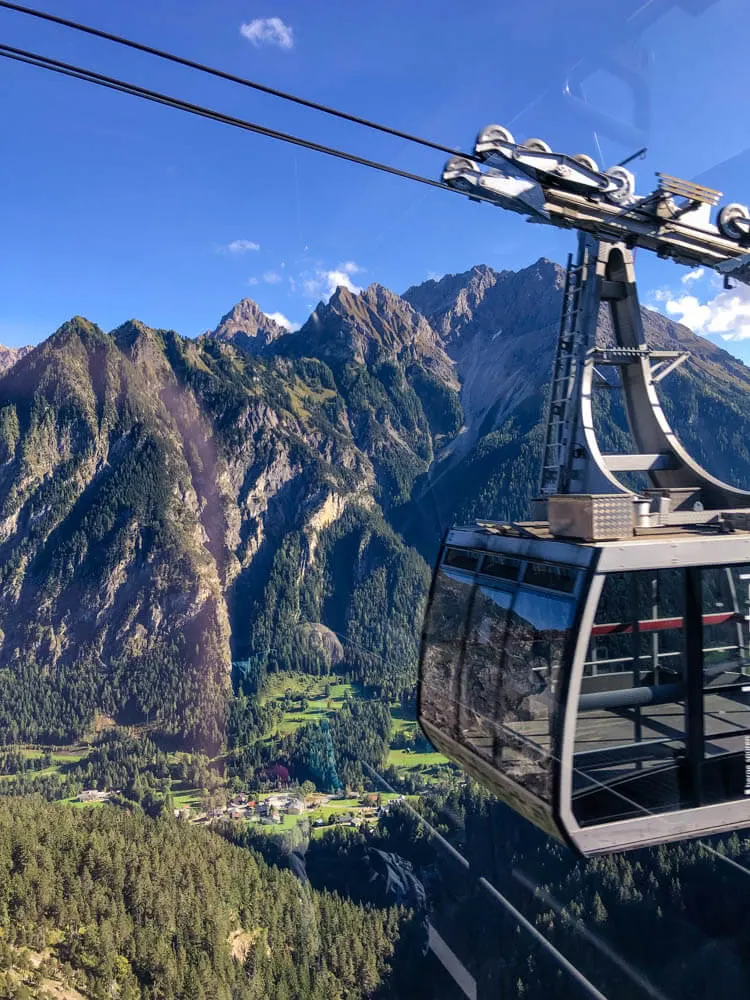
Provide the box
[219,282,463,508]
[0,344,31,375]
[404,260,565,346]
[404,259,566,464]
[299,283,457,383]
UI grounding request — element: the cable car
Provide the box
[420,131,750,854]
[419,521,750,854]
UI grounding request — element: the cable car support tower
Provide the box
[444,129,750,535]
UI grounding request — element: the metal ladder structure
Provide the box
[538,245,588,497]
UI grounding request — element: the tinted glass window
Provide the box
[699,565,750,802]
[443,547,480,572]
[460,584,513,762]
[576,569,689,827]
[523,561,580,594]
[481,554,522,582]
[701,565,750,680]
[420,568,474,736]
[577,565,750,823]
[494,586,576,803]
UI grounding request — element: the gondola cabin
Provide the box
[418,520,750,855]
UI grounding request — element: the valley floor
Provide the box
[1,671,455,840]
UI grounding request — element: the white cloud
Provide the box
[326,270,361,295]
[264,311,299,332]
[247,277,259,286]
[664,294,713,331]
[301,263,363,301]
[662,284,750,341]
[263,271,282,284]
[227,239,260,253]
[681,267,704,284]
[340,260,363,275]
[240,17,294,50]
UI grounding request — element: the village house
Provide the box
[76,789,111,803]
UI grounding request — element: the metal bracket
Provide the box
[650,352,689,383]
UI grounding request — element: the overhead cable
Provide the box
[0,42,479,200]
[0,0,470,160]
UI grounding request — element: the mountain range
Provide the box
[2,258,749,748]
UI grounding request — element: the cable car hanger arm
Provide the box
[443,125,750,282]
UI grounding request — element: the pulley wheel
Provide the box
[572,153,599,173]
[475,124,515,159]
[718,202,750,241]
[522,138,552,154]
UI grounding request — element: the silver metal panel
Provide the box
[445,526,595,570]
[559,574,605,846]
[603,453,678,471]
[596,534,750,572]
[549,494,633,541]
[571,797,750,855]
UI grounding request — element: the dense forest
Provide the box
[0,797,416,1000]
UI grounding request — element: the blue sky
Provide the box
[2,0,750,360]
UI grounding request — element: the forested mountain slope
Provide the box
[0,796,409,999]
[1,259,749,747]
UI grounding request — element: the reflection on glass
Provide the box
[498,587,574,802]
[423,548,579,804]
[523,561,580,594]
[420,567,472,735]
[461,585,512,761]
[444,547,480,572]
[481,554,522,582]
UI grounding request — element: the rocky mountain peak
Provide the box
[297,282,453,379]
[109,319,175,385]
[4,260,750,755]
[403,258,565,347]
[112,318,155,351]
[209,298,288,355]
